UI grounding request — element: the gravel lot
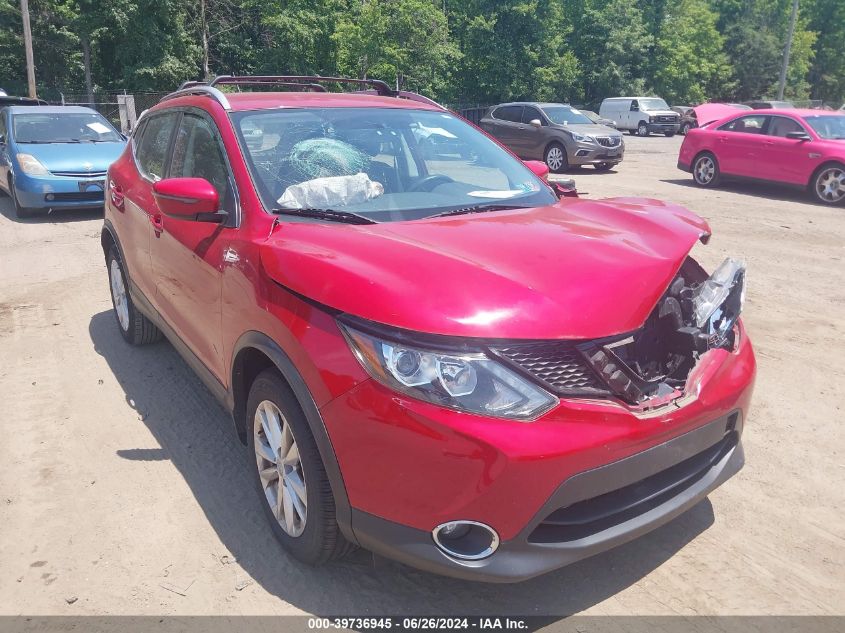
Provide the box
[0,134,843,617]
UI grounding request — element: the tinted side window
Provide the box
[494,106,523,122]
[719,115,767,134]
[767,116,805,138]
[521,106,543,124]
[630,100,639,111]
[170,113,233,210]
[135,112,178,180]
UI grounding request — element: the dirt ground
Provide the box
[0,135,843,618]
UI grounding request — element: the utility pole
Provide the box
[20,0,37,98]
[777,0,799,101]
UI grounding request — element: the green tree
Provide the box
[806,0,845,105]
[564,0,652,106]
[334,0,459,98]
[652,0,734,104]
[447,0,579,104]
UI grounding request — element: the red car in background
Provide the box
[678,108,845,205]
[102,75,755,582]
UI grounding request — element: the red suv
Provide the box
[102,76,756,582]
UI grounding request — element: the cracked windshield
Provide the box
[232,107,556,221]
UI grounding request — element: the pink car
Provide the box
[678,109,845,205]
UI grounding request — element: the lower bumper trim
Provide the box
[351,413,744,582]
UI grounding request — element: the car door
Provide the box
[119,110,180,301]
[150,109,236,381]
[761,115,817,185]
[485,105,524,155]
[0,109,10,188]
[519,105,546,159]
[713,114,769,177]
[626,100,639,129]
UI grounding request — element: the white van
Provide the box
[599,97,680,137]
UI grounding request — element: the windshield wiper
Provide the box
[430,203,531,219]
[270,207,377,225]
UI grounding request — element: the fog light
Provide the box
[45,193,55,201]
[432,520,499,561]
[576,149,590,157]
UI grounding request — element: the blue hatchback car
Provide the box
[0,105,126,218]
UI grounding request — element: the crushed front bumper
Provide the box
[351,412,744,582]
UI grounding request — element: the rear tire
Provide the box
[247,369,355,565]
[544,142,568,173]
[692,152,721,187]
[8,176,34,219]
[107,246,162,345]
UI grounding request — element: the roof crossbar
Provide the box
[160,75,446,112]
[210,75,396,97]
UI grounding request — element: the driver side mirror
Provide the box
[523,160,549,180]
[785,131,811,141]
[153,177,226,223]
[529,119,542,127]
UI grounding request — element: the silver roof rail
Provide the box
[160,85,231,110]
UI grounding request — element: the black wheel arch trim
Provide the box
[231,330,356,545]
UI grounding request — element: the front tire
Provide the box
[811,164,845,205]
[107,247,162,345]
[544,142,568,173]
[681,122,692,135]
[637,122,650,137]
[692,152,721,187]
[247,369,354,565]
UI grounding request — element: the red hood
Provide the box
[259,198,711,339]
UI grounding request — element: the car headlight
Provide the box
[570,132,595,143]
[340,322,557,421]
[16,153,49,176]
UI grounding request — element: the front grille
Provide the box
[51,170,107,178]
[46,191,104,202]
[528,427,738,543]
[492,341,607,395]
[596,136,621,148]
[656,115,678,123]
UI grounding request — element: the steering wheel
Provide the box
[407,174,454,192]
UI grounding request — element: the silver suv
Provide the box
[480,102,624,173]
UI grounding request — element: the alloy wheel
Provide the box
[253,400,307,537]
[815,167,845,203]
[109,258,130,331]
[545,146,564,171]
[695,156,715,184]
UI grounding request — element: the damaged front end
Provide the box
[492,257,746,410]
[581,257,746,406]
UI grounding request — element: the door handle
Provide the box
[109,180,125,211]
[150,213,164,234]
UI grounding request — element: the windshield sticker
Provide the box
[467,189,524,199]
[86,122,111,134]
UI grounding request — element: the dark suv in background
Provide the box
[480,102,624,173]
